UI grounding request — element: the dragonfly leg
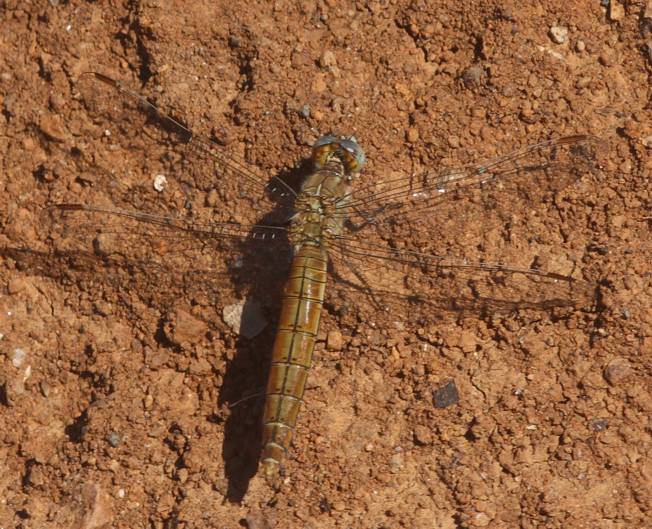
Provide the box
[344,203,400,233]
[330,249,386,311]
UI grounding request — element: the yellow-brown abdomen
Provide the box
[260,244,328,477]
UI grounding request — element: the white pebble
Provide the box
[549,25,568,44]
[12,348,27,368]
[222,299,267,339]
[153,174,167,192]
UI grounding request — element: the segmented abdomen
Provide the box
[260,244,328,478]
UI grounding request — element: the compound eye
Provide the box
[338,138,366,173]
[312,138,338,169]
[313,135,339,149]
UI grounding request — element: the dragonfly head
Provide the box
[312,135,365,177]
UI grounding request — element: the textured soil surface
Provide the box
[1,1,651,528]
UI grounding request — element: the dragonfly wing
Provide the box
[341,135,600,221]
[342,135,599,236]
[33,205,292,324]
[324,135,600,324]
[327,238,595,326]
[70,73,295,228]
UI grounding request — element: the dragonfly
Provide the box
[36,73,598,482]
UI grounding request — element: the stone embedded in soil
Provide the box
[467,415,496,440]
[222,298,267,339]
[105,432,122,447]
[406,127,419,143]
[21,422,66,463]
[433,380,460,408]
[74,483,113,529]
[458,330,477,353]
[7,277,27,294]
[319,50,337,68]
[461,64,485,88]
[390,450,404,471]
[244,510,272,529]
[188,356,212,374]
[467,511,492,527]
[549,25,568,44]
[413,425,433,445]
[591,419,609,432]
[326,329,343,351]
[11,347,27,367]
[164,307,208,347]
[645,1,652,20]
[609,1,625,21]
[603,357,632,385]
[38,113,67,142]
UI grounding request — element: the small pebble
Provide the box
[591,419,609,432]
[106,432,122,447]
[205,188,219,207]
[244,512,268,529]
[576,40,586,52]
[11,348,27,368]
[406,127,419,143]
[222,299,267,339]
[576,76,591,89]
[153,174,167,192]
[458,330,477,353]
[326,330,343,351]
[390,451,404,470]
[413,425,433,445]
[549,25,568,44]
[319,50,337,68]
[603,357,632,385]
[461,64,485,88]
[8,277,27,294]
[608,1,625,21]
[299,104,311,118]
[433,380,460,408]
[469,512,492,527]
[39,113,67,142]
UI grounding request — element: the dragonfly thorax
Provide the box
[289,154,357,252]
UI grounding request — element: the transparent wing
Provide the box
[35,72,297,322]
[340,135,597,222]
[326,136,600,322]
[327,238,594,326]
[37,204,292,320]
[68,72,295,227]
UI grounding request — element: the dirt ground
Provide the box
[1,0,651,528]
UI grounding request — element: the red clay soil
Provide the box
[1,1,650,528]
